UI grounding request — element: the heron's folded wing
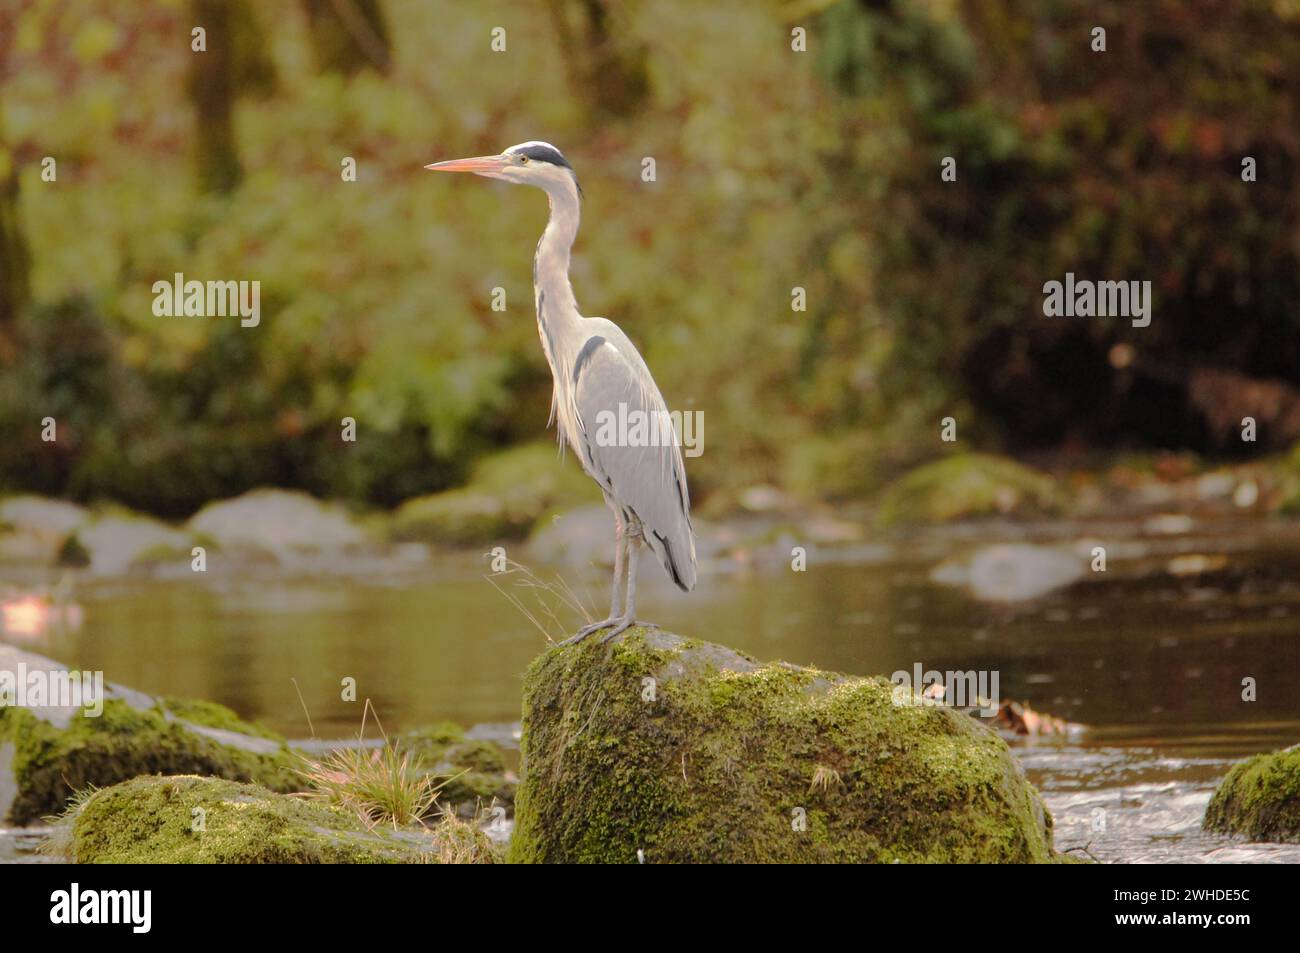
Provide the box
[572,335,696,591]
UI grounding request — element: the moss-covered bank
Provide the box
[509,629,1056,863]
[53,775,495,863]
[875,453,1059,527]
[1204,745,1300,843]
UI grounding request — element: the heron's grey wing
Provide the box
[571,333,697,591]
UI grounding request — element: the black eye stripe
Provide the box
[509,143,573,171]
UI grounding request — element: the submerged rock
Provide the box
[52,775,495,863]
[1204,745,1300,843]
[510,629,1057,863]
[875,453,1059,527]
[931,543,1086,602]
[0,645,297,826]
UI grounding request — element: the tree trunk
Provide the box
[302,0,392,75]
[0,15,30,356]
[547,0,649,118]
[189,0,243,194]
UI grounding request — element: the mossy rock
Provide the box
[398,720,468,759]
[509,629,1056,863]
[392,489,516,546]
[158,696,282,741]
[398,723,515,812]
[392,442,592,546]
[0,496,90,564]
[876,453,1060,527]
[1274,446,1300,514]
[0,700,298,826]
[71,512,197,575]
[445,738,508,775]
[1203,745,1300,843]
[0,648,300,826]
[55,775,495,863]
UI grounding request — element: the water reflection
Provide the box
[0,591,83,639]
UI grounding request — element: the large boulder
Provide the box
[51,775,495,863]
[0,496,90,565]
[0,645,297,826]
[187,489,370,565]
[0,497,202,575]
[68,512,195,575]
[509,629,1056,863]
[1203,745,1300,843]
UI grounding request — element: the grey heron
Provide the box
[425,141,696,643]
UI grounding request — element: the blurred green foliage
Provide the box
[1,0,1298,516]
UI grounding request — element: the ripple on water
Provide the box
[1023,740,1300,864]
[0,827,56,864]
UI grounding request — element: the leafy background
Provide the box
[2,0,1298,517]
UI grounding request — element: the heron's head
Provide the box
[424,141,581,198]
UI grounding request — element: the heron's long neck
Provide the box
[533,182,582,353]
[533,180,584,440]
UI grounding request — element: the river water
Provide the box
[3,519,1299,863]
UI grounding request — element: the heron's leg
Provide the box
[598,522,657,644]
[626,536,641,616]
[558,511,628,645]
[607,514,627,620]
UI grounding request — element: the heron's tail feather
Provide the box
[650,526,697,592]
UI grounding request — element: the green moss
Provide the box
[55,533,91,567]
[159,696,282,740]
[398,723,515,811]
[438,769,515,808]
[391,442,593,546]
[1274,446,1300,514]
[1204,746,1300,843]
[445,739,507,775]
[398,721,467,759]
[59,775,495,863]
[128,541,196,570]
[0,699,298,826]
[509,629,1056,864]
[875,453,1060,527]
[392,490,515,546]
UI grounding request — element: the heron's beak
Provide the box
[423,155,508,177]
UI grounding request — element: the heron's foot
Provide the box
[558,617,660,647]
[557,617,621,646]
[597,618,658,644]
